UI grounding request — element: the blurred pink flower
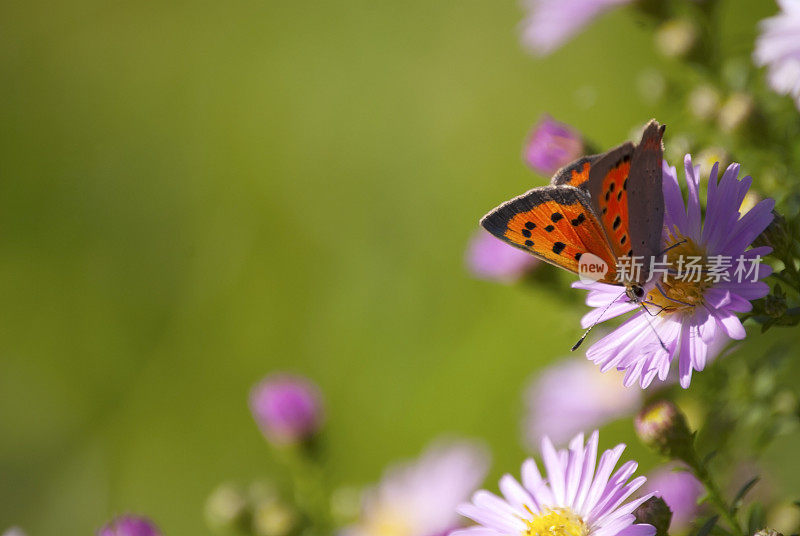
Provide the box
[250,374,324,446]
[455,431,655,536]
[466,230,539,283]
[524,115,585,176]
[344,441,489,536]
[754,0,800,110]
[524,357,642,448]
[521,0,634,55]
[643,465,704,532]
[98,516,161,536]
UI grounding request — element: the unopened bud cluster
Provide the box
[635,400,695,462]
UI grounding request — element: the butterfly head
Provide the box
[625,283,646,303]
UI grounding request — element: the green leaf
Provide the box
[731,477,760,513]
[702,450,719,466]
[747,502,765,535]
[696,515,719,536]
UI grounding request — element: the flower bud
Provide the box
[523,115,584,176]
[655,19,698,58]
[633,497,672,536]
[644,465,704,532]
[764,289,788,318]
[205,483,250,532]
[250,374,323,446]
[635,401,694,461]
[719,93,755,133]
[753,211,791,257]
[97,516,161,536]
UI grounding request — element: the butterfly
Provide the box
[480,119,666,319]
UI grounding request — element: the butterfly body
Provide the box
[481,120,666,305]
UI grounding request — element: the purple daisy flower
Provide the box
[467,230,540,283]
[455,431,654,536]
[521,0,634,55]
[250,374,324,446]
[643,465,704,532]
[524,358,641,448]
[524,116,585,176]
[343,441,489,536]
[574,156,774,388]
[97,515,161,536]
[754,0,800,110]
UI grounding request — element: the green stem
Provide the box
[277,441,333,532]
[684,452,745,536]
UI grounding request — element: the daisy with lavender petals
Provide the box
[754,0,800,110]
[521,0,634,56]
[575,156,774,388]
[343,441,489,536]
[455,431,654,536]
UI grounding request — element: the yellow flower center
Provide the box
[522,507,589,536]
[646,232,711,313]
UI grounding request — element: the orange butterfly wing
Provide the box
[550,155,599,188]
[480,185,618,283]
[584,145,635,259]
[581,121,665,283]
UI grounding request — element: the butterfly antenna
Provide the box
[571,289,627,351]
[639,304,668,352]
[658,238,687,255]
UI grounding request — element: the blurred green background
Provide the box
[1,1,799,534]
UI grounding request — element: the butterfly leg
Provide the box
[640,300,666,316]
